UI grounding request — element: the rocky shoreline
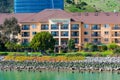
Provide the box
[0,57,120,72]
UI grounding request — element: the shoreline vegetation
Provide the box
[0,56,120,72]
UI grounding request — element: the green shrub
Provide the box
[113,47,120,54]
[83,52,93,57]
[0,52,8,56]
[65,53,82,57]
[55,53,65,56]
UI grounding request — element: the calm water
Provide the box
[0,70,120,80]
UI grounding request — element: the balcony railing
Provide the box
[61,27,68,29]
[92,27,101,30]
[72,34,79,36]
[61,34,68,36]
[112,34,120,37]
[112,27,120,30]
[92,41,101,44]
[91,34,100,37]
[22,27,30,30]
[52,34,59,36]
[22,34,30,37]
[115,41,120,43]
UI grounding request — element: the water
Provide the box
[0,71,120,80]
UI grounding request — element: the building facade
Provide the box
[14,0,64,13]
[1,9,120,50]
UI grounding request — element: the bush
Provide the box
[0,52,8,56]
[55,53,65,56]
[65,53,82,57]
[83,52,93,57]
[46,49,54,54]
[108,43,118,50]
[88,44,98,52]
[113,47,120,55]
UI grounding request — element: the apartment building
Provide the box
[0,9,120,50]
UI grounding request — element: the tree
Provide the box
[84,43,92,51]
[0,17,20,43]
[30,32,55,52]
[88,44,98,52]
[108,43,118,50]
[113,47,120,55]
[0,0,13,13]
[5,41,15,51]
[68,39,75,51]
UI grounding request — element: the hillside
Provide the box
[65,0,120,12]
[0,0,120,13]
[0,0,13,13]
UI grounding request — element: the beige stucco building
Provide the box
[1,9,120,50]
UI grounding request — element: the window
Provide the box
[22,32,30,37]
[114,24,119,29]
[104,24,109,28]
[22,39,29,44]
[84,32,88,35]
[104,38,109,42]
[51,31,58,36]
[51,24,58,29]
[71,32,79,36]
[61,24,68,29]
[32,24,37,29]
[71,24,79,30]
[92,24,100,29]
[84,24,89,28]
[22,25,30,30]
[74,38,79,43]
[84,38,89,42]
[61,31,68,36]
[104,31,109,35]
[41,24,49,30]
[32,32,37,35]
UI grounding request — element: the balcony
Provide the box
[92,41,101,44]
[71,24,79,30]
[92,27,101,30]
[115,41,120,43]
[112,34,120,37]
[91,34,100,37]
[61,34,68,36]
[22,32,30,37]
[22,34,30,37]
[112,27,120,30]
[51,24,58,30]
[22,27,30,30]
[41,24,49,30]
[61,24,68,29]
[52,34,59,36]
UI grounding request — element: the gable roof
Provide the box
[1,9,120,24]
[20,9,80,22]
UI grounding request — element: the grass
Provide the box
[0,50,114,57]
[0,52,42,56]
[65,0,120,12]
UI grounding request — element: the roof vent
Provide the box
[95,12,99,16]
[115,12,119,16]
[85,12,89,16]
[105,13,110,16]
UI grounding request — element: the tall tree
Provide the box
[0,17,20,43]
[68,39,75,51]
[30,32,55,52]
